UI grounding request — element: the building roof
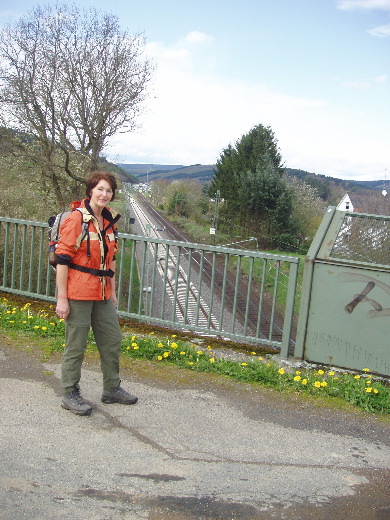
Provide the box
[337,192,390,216]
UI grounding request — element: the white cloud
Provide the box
[367,23,390,36]
[336,0,390,10]
[105,33,389,181]
[183,31,213,45]
[336,0,390,37]
[375,74,388,82]
[341,80,371,89]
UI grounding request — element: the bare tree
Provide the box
[0,3,152,207]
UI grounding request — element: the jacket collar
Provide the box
[83,198,121,230]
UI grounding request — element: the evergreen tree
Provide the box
[209,124,283,207]
[239,152,293,236]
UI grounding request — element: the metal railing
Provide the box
[0,216,300,356]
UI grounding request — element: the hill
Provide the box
[117,163,388,204]
[284,168,388,204]
[118,163,214,183]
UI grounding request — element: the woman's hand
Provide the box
[56,297,70,320]
[110,292,118,308]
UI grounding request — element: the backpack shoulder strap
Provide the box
[74,207,93,257]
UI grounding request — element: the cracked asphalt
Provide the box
[0,335,389,520]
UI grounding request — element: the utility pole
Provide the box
[210,190,220,245]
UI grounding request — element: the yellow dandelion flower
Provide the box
[34,326,39,329]
[317,369,324,375]
[50,322,55,326]
[180,351,186,355]
[207,346,212,350]
[41,326,47,331]
[197,350,203,355]
[9,320,14,323]
[258,356,263,361]
[365,380,371,385]
[133,346,139,350]
[157,356,163,361]
[354,375,361,379]
[295,371,301,375]
[22,321,27,324]
[320,381,328,387]
[314,381,321,388]
[278,368,285,375]
[251,352,256,355]
[301,379,308,385]
[373,389,379,394]
[126,346,130,350]
[365,387,372,393]
[158,343,163,348]
[363,368,370,372]
[132,342,138,347]
[293,375,301,381]
[188,362,194,365]
[163,351,170,358]
[131,336,135,341]
[329,371,335,376]
[210,358,215,363]
[241,362,247,366]
[171,342,178,349]
[150,331,155,335]
[171,334,177,338]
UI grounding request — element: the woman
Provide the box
[55,171,138,416]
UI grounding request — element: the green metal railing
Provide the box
[0,216,300,356]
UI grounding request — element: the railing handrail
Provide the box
[0,216,300,356]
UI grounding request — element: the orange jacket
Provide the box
[55,199,120,301]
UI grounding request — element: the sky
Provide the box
[1,0,389,181]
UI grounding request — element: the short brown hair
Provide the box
[86,171,118,201]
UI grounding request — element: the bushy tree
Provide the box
[0,3,152,208]
[209,124,294,245]
[209,124,283,213]
[239,152,293,238]
[164,180,207,221]
[288,177,323,248]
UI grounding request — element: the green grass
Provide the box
[1,295,389,416]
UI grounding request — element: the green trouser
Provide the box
[61,300,122,394]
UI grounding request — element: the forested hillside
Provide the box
[119,162,387,205]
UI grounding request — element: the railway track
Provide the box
[129,195,221,333]
[127,190,290,349]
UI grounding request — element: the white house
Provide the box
[337,193,353,212]
[337,192,389,216]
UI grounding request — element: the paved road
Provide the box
[0,335,389,520]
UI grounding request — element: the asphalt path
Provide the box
[0,335,389,520]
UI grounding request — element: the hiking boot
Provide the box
[101,386,138,405]
[61,389,92,416]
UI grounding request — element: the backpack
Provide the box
[48,208,90,269]
[48,206,116,278]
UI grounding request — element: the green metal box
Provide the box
[295,207,390,376]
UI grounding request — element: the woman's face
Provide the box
[89,179,113,212]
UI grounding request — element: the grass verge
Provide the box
[0,295,389,416]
